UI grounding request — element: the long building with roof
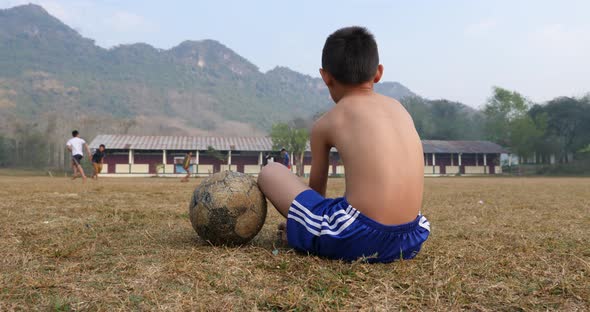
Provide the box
[88,134,508,176]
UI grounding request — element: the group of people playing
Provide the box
[66,133,292,184]
[66,130,105,183]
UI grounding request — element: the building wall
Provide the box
[104,153,128,174]
[231,154,260,173]
[104,150,502,175]
[134,151,163,174]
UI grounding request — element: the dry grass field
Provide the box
[0,176,588,311]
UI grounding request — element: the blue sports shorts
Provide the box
[287,189,430,263]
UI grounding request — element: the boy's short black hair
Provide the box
[99,144,106,149]
[322,26,379,85]
[72,130,79,137]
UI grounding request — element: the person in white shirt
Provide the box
[66,130,91,182]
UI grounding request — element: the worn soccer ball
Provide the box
[189,171,267,245]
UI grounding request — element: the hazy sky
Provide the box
[2,0,589,108]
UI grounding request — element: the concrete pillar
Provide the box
[228,150,232,171]
[195,150,200,174]
[424,154,427,166]
[258,152,263,166]
[550,154,555,165]
[459,153,462,166]
[476,153,479,166]
[162,150,167,174]
[451,153,454,166]
[128,149,134,174]
[508,154,512,167]
[432,153,436,174]
[484,154,488,174]
[533,152,537,164]
[129,149,134,164]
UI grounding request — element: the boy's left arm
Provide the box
[309,119,331,197]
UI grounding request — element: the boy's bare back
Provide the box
[258,26,430,262]
[312,91,424,225]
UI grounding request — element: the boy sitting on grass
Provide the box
[258,26,430,263]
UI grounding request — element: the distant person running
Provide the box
[280,148,291,169]
[91,144,106,180]
[66,130,91,183]
[181,151,192,182]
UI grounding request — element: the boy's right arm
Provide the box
[309,118,331,197]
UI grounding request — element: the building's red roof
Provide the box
[89,135,507,154]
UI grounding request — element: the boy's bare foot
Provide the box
[82,176,87,183]
[277,223,288,246]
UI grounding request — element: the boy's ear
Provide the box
[320,68,334,87]
[373,64,384,83]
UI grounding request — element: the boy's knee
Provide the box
[258,162,283,184]
[258,162,276,180]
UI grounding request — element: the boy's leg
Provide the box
[92,163,99,179]
[181,167,189,182]
[71,159,79,179]
[77,164,86,177]
[74,157,87,182]
[258,162,309,217]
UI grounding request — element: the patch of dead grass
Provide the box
[0,176,588,311]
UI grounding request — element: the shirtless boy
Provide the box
[258,27,430,263]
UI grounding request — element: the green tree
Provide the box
[509,115,545,161]
[529,97,590,162]
[270,122,309,176]
[483,87,544,160]
[0,135,15,167]
[483,87,529,146]
[205,146,226,172]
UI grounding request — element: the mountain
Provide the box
[0,4,421,137]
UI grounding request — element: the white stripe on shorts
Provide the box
[290,201,355,230]
[419,215,430,232]
[288,207,360,237]
[292,200,353,223]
